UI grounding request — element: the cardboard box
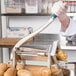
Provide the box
[6,7,22,13]
[7,27,29,38]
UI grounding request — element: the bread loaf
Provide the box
[16,64,25,70]
[51,67,63,76]
[17,69,33,76]
[62,68,70,76]
[25,65,41,76]
[0,63,8,76]
[25,65,51,76]
[7,63,13,68]
[0,71,4,76]
[4,68,17,76]
[39,67,51,76]
[0,63,8,72]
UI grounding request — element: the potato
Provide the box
[0,63,8,72]
[16,64,25,70]
[17,69,33,76]
[56,49,67,61]
[4,68,17,76]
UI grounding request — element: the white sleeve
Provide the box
[60,18,76,36]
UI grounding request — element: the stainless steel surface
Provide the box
[22,34,59,49]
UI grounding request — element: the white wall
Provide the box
[8,16,61,34]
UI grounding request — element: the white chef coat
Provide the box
[61,16,76,36]
[59,17,76,63]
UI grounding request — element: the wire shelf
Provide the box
[4,0,76,14]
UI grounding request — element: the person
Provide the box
[51,1,76,45]
[51,1,76,36]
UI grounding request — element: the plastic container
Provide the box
[25,0,38,13]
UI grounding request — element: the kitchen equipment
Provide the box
[10,14,58,68]
[15,34,59,66]
[66,34,76,46]
[10,1,67,68]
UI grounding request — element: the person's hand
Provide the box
[51,1,68,20]
[51,1,70,31]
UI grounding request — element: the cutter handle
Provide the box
[51,14,57,18]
